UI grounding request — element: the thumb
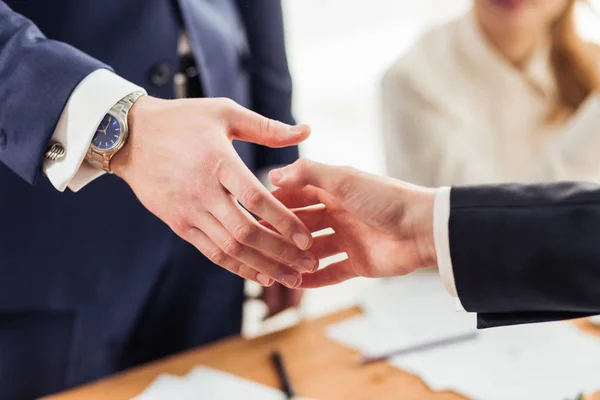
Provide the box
[269,159,358,201]
[227,104,311,148]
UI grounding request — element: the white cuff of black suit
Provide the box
[434,187,467,311]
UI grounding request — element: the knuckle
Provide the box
[209,154,227,180]
[222,237,244,257]
[296,158,311,170]
[259,117,273,137]
[217,98,238,114]
[208,249,227,266]
[171,219,191,236]
[232,223,258,244]
[217,97,236,108]
[291,158,312,185]
[240,188,264,211]
[294,158,310,175]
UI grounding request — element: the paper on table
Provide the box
[326,273,476,357]
[131,374,186,400]
[185,366,290,400]
[391,321,600,400]
[326,274,600,400]
[133,366,316,400]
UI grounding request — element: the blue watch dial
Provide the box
[92,114,122,150]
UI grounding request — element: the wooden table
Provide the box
[47,308,600,400]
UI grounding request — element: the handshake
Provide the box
[114,96,438,290]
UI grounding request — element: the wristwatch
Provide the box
[86,91,146,173]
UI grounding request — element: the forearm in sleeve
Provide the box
[0,1,107,184]
[449,182,600,323]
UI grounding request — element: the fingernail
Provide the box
[293,233,310,250]
[281,274,299,288]
[297,255,316,272]
[289,124,309,134]
[257,273,272,286]
[269,169,283,183]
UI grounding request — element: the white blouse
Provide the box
[382,12,600,187]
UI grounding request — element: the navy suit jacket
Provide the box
[450,182,600,329]
[0,1,298,398]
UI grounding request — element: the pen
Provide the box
[360,331,478,365]
[271,349,296,399]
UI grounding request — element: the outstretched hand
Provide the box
[112,97,318,289]
[266,159,437,288]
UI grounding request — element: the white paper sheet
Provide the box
[326,273,477,357]
[326,274,600,399]
[391,321,600,399]
[132,374,187,400]
[133,366,315,400]
[181,367,288,400]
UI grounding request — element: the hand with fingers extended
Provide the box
[266,159,438,288]
[111,96,319,289]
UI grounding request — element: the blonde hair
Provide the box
[550,0,600,118]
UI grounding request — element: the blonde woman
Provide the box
[382,0,600,187]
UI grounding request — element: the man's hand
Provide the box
[111,96,319,289]
[267,159,437,288]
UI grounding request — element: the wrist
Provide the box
[85,91,147,175]
[111,95,153,180]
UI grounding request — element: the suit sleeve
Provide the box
[236,0,299,171]
[0,1,107,184]
[449,182,600,328]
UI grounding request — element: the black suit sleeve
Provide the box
[449,182,600,328]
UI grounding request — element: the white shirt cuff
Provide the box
[43,69,146,192]
[434,186,459,298]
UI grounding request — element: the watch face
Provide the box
[92,114,122,150]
